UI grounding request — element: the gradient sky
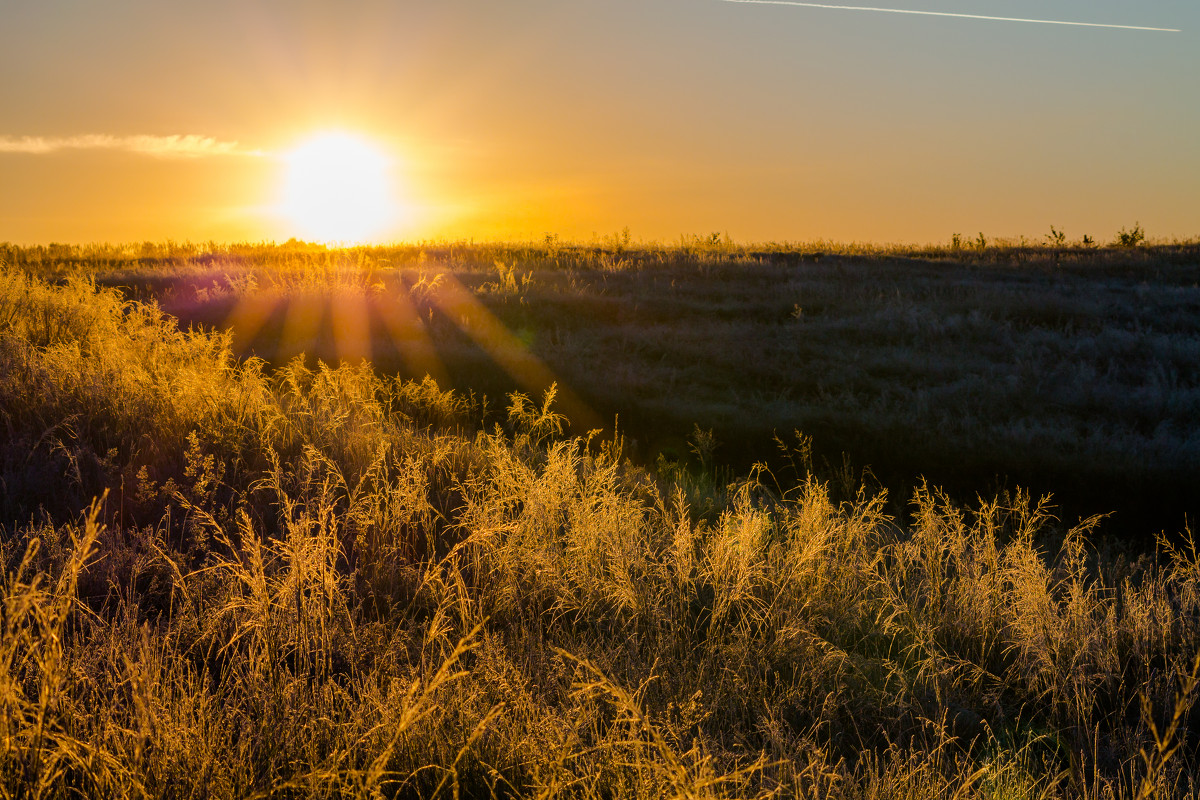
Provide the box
[2,0,1197,244]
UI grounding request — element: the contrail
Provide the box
[721,0,1181,32]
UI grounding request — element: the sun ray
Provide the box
[375,289,450,387]
[430,275,602,433]
[223,291,281,356]
[330,291,373,364]
[277,294,325,363]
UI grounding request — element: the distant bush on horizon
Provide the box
[3,223,1197,264]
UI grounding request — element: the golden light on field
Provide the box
[279,132,397,243]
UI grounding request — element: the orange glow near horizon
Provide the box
[2,3,1196,246]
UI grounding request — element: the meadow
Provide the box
[2,237,1200,798]
[10,235,1197,536]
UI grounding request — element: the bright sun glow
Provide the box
[280,132,396,243]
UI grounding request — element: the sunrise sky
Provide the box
[2,0,1197,245]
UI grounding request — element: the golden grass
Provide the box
[14,236,1195,541]
[2,268,1199,797]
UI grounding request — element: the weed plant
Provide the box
[2,264,1200,797]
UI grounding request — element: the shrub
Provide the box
[1115,223,1146,247]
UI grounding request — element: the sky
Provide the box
[1,0,1197,245]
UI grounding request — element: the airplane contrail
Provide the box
[720,0,1181,32]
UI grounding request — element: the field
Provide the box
[2,239,1200,797]
[19,237,1199,537]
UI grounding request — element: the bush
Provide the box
[1115,223,1146,247]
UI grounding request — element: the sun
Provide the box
[279,132,396,243]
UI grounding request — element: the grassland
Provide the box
[11,236,1196,537]
[2,239,1200,797]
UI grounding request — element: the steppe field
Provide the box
[2,237,1200,798]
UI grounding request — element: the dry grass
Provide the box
[1,260,1199,797]
[8,236,1195,537]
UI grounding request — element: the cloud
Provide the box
[720,0,1181,32]
[0,134,263,158]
